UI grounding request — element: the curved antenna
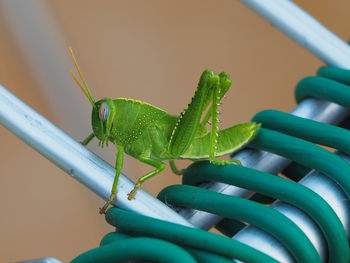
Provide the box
[69,47,96,107]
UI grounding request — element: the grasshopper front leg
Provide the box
[80,132,95,145]
[99,145,124,214]
[127,156,166,200]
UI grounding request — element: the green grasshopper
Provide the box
[69,48,260,214]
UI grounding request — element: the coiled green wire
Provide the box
[100,231,237,263]
[72,66,350,262]
[181,161,348,263]
[158,184,321,263]
[250,128,350,201]
[72,235,196,263]
[253,110,350,156]
[317,66,350,85]
[295,76,350,106]
[72,208,279,263]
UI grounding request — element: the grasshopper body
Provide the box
[69,48,260,214]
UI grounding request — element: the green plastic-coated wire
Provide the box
[157,185,321,263]
[253,110,350,155]
[104,208,279,263]
[100,231,130,246]
[71,236,196,263]
[183,248,233,263]
[182,161,348,263]
[99,231,233,263]
[317,66,350,85]
[251,128,350,200]
[295,76,350,106]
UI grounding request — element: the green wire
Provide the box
[100,231,130,246]
[295,76,350,105]
[71,236,196,263]
[100,231,233,263]
[183,248,233,263]
[253,110,350,155]
[250,128,350,200]
[104,208,279,263]
[158,185,321,263]
[182,161,349,263]
[317,66,350,85]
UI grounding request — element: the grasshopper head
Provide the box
[92,98,116,147]
[69,47,115,147]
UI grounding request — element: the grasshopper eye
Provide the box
[99,102,109,121]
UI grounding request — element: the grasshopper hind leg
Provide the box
[208,72,242,166]
[169,160,185,175]
[211,159,242,166]
[168,70,240,168]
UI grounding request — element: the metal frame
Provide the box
[1,1,350,262]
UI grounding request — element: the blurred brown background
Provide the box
[0,0,349,262]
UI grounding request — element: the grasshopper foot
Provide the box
[99,193,116,214]
[127,183,141,200]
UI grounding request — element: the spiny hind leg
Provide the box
[169,160,185,175]
[201,72,232,125]
[168,70,220,157]
[127,157,166,200]
[211,159,242,166]
[207,75,240,166]
[208,77,221,162]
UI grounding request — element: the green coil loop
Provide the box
[72,66,350,262]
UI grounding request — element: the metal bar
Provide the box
[0,84,193,227]
[17,257,62,263]
[240,0,350,67]
[176,1,350,262]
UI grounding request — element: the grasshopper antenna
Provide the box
[69,47,96,108]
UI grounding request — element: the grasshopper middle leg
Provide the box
[127,156,166,200]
